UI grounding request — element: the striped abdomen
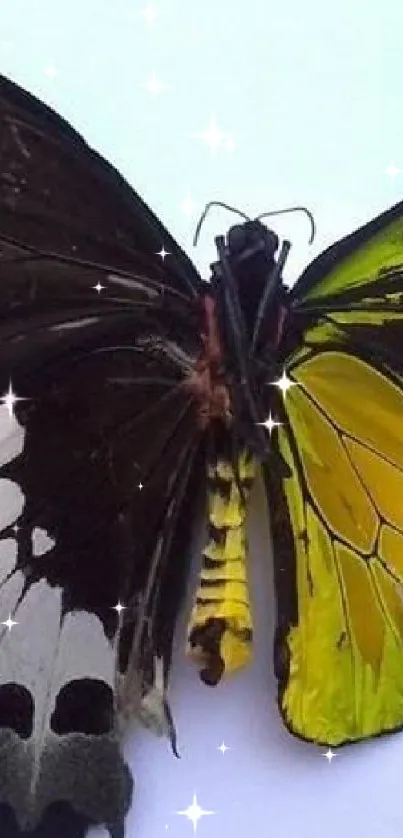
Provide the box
[187,449,256,684]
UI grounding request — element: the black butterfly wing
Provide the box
[0,75,205,836]
[0,71,202,297]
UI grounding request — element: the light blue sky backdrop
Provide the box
[1,2,403,837]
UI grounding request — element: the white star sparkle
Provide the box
[176,794,215,833]
[157,246,170,260]
[218,741,230,755]
[113,601,126,616]
[2,614,18,632]
[0,381,28,419]
[257,412,282,436]
[93,282,105,293]
[141,3,158,24]
[270,369,296,397]
[180,192,198,217]
[221,133,235,152]
[138,482,144,490]
[385,163,401,178]
[323,748,337,763]
[193,116,227,156]
[145,71,164,95]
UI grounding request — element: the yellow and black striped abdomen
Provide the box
[187,449,256,684]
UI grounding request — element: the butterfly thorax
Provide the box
[186,220,290,461]
[184,294,233,429]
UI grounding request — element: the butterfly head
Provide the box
[227,220,280,265]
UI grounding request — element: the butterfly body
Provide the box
[2,72,403,836]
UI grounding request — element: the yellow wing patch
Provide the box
[277,350,403,744]
[302,214,403,301]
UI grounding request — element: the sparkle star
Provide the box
[385,163,401,177]
[2,614,18,632]
[113,601,126,616]
[271,369,296,397]
[323,748,337,763]
[177,794,215,833]
[0,381,28,419]
[180,192,198,217]
[141,3,158,24]
[218,741,230,755]
[93,282,105,293]
[138,482,144,490]
[145,71,164,95]
[257,412,282,436]
[157,247,169,260]
[221,133,235,153]
[194,116,226,156]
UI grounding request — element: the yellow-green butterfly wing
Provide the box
[267,200,403,746]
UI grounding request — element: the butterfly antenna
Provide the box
[256,206,316,244]
[193,201,251,246]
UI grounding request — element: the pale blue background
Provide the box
[1,2,403,836]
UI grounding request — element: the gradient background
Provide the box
[1,1,403,836]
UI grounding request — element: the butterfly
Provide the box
[1,71,403,837]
